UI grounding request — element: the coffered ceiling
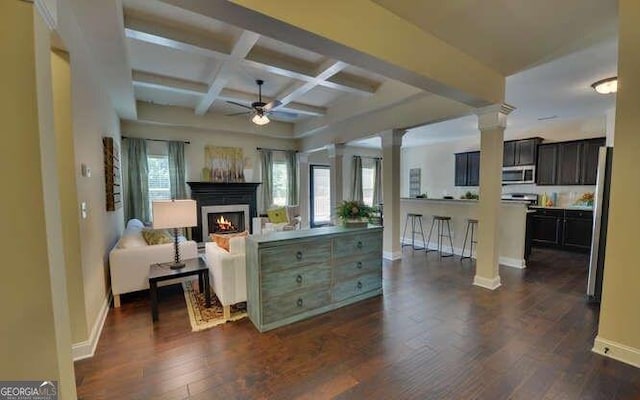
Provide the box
[123,0,386,125]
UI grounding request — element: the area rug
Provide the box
[182,280,247,332]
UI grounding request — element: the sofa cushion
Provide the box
[267,207,288,223]
[126,219,145,230]
[117,227,148,249]
[141,228,172,245]
[210,231,248,251]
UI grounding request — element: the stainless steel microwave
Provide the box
[502,165,535,184]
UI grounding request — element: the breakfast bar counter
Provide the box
[401,198,529,268]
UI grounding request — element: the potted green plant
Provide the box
[336,200,374,227]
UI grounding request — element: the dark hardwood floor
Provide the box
[75,248,640,399]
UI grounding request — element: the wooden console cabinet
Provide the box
[246,226,383,332]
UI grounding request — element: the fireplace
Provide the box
[201,204,250,239]
[188,182,260,242]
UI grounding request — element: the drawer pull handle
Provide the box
[296,251,303,260]
[357,281,363,290]
[357,241,363,249]
[357,261,363,269]
[296,274,303,283]
[296,298,303,307]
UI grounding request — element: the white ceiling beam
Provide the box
[124,17,376,96]
[219,88,326,116]
[275,59,347,107]
[195,30,260,115]
[132,70,208,95]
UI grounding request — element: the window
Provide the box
[362,166,375,206]
[147,155,171,210]
[310,165,331,227]
[272,160,289,206]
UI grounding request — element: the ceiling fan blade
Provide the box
[226,100,253,110]
[269,110,298,119]
[263,99,282,112]
[225,111,251,116]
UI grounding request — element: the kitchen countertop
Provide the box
[401,197,530,205]
[529,205,593,211]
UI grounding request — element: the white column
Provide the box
[297,152,310,229]
[327,143,345,224]
[474,104,514,290]
[381,129,405,260]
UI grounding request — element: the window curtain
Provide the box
[123,138,150,222]
[168,141,187,199]
[286,151,298,206]
[373,157,382,206]
[351,156,363,202]
[259,149,274,213]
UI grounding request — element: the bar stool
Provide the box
[461,218,478,261]
[402,213,426,250]
[426,215,454,257]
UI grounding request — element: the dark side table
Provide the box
[148,257,210,322]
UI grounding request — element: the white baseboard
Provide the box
[400,238,526,269]
[383,250,403,260]
[473,275,502,290]
[593,336,640,368]
[72,293,111,361]
[499,256,527,269]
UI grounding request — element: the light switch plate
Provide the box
[81,164,91,177]
[81,202,87,219]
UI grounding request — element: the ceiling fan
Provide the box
[226,80,297,125]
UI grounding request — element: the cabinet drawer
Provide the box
[262,264,331,299]
[334,256,382,281]
[332,273,382,303]
[565,209,593,219]
[260,239,331,272]
[333,232,382,259]
[532,208,565,217]
[263,289,331,324]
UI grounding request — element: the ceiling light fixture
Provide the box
[252,113,270,126]
[591,77,617,94]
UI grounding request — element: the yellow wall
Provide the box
[595,0,640,366]
[231,0,504,106]
[51,49,88,344]
[0,0,60,380]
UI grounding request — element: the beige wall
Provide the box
[121,121,297,184]
[595,0,640,367]
[401,116,607,202]
[51,49,88,344]
[0,0,73,390]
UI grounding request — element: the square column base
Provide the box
[473,275,501,290]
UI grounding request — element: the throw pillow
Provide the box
[210,231,249,251]
[141,228,172,245]
[267,207,288,224]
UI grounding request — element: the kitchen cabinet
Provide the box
[530,208,593,252]
[503,138,541,167]
[454,151,480,187]
[536,144,559,185]
[536,137,605,186]
[558,141,582,185]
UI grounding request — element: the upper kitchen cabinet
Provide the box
[536,144,559,185]
[536,137,605,186]
[454,151,480,187]
[503,138,542,167]
[581,138,606,185]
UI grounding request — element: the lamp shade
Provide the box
[152,199,197,229]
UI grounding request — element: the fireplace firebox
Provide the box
[208,211,245,234]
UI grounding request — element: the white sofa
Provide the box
[109,219,198,307]
[204,237,247,320]
[252,205,301,235]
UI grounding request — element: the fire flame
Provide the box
[216,215,235,231]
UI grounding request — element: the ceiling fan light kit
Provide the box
[591,77,617,94]
[252,113,270,125]
[227,79,287,126]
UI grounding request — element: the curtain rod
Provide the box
[122,136,190,144]
[257,147,297,153]
[354,155,382,160]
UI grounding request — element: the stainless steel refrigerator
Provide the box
[587,146,613,302]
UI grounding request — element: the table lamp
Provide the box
[152,199,197,269]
